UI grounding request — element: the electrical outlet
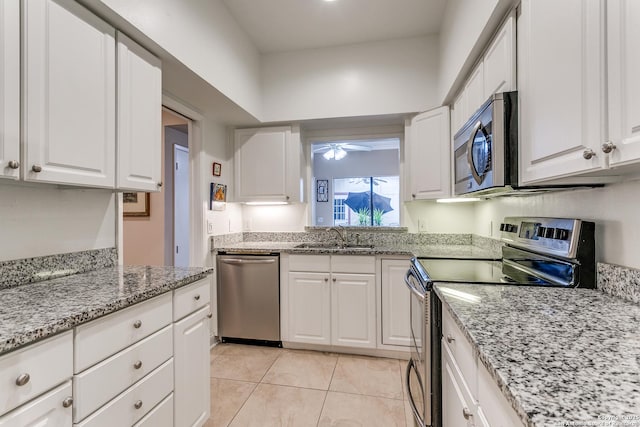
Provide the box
[418,218,428,232]
[207,221,214,234]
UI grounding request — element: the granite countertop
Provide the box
[0,265,212,356]
[214,242,502,260]
[434,283,640,426]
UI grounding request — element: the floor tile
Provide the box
[211,350,279,382]
[261,349,338,390]
[211,343,282,357]
[404,399,415,427]
[206,378,256,427]
[229,383,326,427]
[399,359,408,400]
[318,391,407,427]
[329,354,404,399]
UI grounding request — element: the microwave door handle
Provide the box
[466,120,484,185]
[404,269,426,302]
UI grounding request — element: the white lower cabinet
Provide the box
[442,344,475,427]
[285,254,376,349]
[380,258,411,347]
[133,393,174,427]
[0,381,73,427]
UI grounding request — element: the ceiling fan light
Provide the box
[323,149,335,160]
[334,147,347,160]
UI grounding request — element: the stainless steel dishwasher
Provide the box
[216,252,281,345]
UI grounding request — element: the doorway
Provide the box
[173,144,189,266]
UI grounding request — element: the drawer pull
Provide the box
[462,407,472,420]
[207,313,213,319]
[15,373,30,386]
[62,397,73,408]
[134,400,143,410]
[194,294,200,301]
[133,360,143,369]
[133,320,142,329]
[446,334,455,343]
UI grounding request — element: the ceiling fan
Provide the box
[313,143,372,160]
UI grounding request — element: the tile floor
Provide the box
[205,343,413,427]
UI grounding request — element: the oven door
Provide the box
[405,268,430,427]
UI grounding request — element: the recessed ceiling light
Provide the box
[324,0,337,2]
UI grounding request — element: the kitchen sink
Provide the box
[294,243,375,250]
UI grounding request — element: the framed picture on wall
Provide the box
[210,182,227,210]
[123,192,150,217]
[213,162,222,176]
[316,179,329,202]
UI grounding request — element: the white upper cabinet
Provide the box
[405,106,451,201]
[116,32,162,192]
[518,0,607,184]
[464,63,485,119]
[606,0,640,168]
[23,0,115,188]
[483,12,516,98]
[0,0,19,180]
[234,126,302,203]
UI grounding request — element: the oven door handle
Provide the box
[405,269,425,302]
[405,359,426,427]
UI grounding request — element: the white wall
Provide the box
[0,182,115,262]
[262,36,440,122]
[98,0,262,119]
[474,179,640,269]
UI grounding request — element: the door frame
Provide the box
[117,93,205,267]
[173,143,190,266]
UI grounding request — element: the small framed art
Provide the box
[123,192,150,217]
[316,179,328,202]
[213,162,222,176]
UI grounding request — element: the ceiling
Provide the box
[222,0,447,53]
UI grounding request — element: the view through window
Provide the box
[312,138,400,227]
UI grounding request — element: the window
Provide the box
[312,137,400,227]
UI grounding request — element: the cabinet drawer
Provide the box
[442,307,477,399]
[173,279,210,321]
[289,254,330,272]
[0,330,72,416]
[73,325,173,422]
[331,255,375,274]
[132,393,173,427]
[75,359,174,427]
[0,380,72,427]
[74,293,172,373]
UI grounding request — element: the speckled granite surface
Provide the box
[0,248,118,290]
[434,283,640,427]
[598,262,640,304]
[0,265,212,355]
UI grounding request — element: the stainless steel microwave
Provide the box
[453,91,518,196]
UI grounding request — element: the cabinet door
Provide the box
[451,91,467,136]
[483,12,516,97]
[406,106,451,200]
[0,0,19,180]
[331,273,376,348]
[607,0,640,168]
[518,0,606,184]
[288,271,331,345]
[235,126,295,202]
[0,381,72,427]
[173,305,211,427]
[464,63,485,117]
[380,259,411,347]
[442,344,475,427]
[23,0,115,188]
[116,32,162,192]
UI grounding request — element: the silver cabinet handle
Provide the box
[31,164,42,173]
[133,360,142,369]
[157,182,163,187]
[7,160,19,169]
[332,277,337,282]
[133,320,142,329]
[324,277,329,282]
[462,407,473,420]
[583,149,596,160]
[220,258,276,265]
[602,142,617,154]
[194,294,200,301]
[15,373,30,386]
[446,334,455,343]
[62,397,73,408]
[411,194,416,198]
[207,313,213,319]
[134,400,143,410]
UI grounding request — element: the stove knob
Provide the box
[536,227,547,238]
[544,227,556,239]
[554,228,570,240]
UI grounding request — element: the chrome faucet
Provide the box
[327,226,347,247]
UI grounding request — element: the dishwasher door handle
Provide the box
[219,258,277,265]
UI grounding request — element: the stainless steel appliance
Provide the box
[454,92,518,196]
[217,253,281,345]
[404,217,595,427]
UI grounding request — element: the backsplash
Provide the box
[597,263,640,304]
[0,248,118,290]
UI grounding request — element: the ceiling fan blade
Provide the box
[312,145,331,153]
[341,144,372,151]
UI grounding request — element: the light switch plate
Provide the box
[207,221,214,234]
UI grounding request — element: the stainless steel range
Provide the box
[404,217,595,427]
